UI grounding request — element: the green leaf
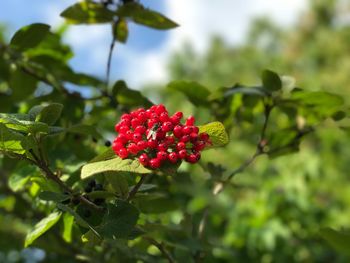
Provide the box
[97,200,139,239]
[10,23,50,51]
[105,172,129,198]
[0,115,49,134]
[86,190,115,200]
[60,0,114,24]
[81,157,152,179]
[8,165,36,192]
[62,213,74,243]
[221,85,270,98]
[38,191,70,202]
[0,123,27,154]
[113,19,128,43]
[167,80,210,106]
[134,195,178,214]
[198,122,229,147]
[320,228,350,256]
[117,3,178,30]
[29,103,63,125]
[262,70,282,91]
[24,211,62,247]
[9,69,38,100]
[112,80,153,108]
[89,148,115,163]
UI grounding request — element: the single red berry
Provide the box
[135,125,146,134]
[189,132,198,142]
[119,125,129,134]
[174,111,183,119]
[125,130,133,140]
[139,153,149,166]
[173,125,183,138]
[157,151,168,161]
[114,123,122,132]
[148,119,158,128]
[199,133,209,141]
[178,149,187,159]
[147,139,157,149]
[131,118,141,129]
[150,105,157,111]
[180,135,190,143]
[170,116,181,125]
[121,113,132,120]
[158,143,168,152]
[161,122,173,132]
[155,104,166,115]
[133,132,142,142]
[137,140,148,150]
[146,109,154,118]
[118,148,128,159]
[137,112,147,123]
[185,116,195,126]
[186,154,197,163]
[116,134,128,144]
[149,158,161,169]
[156,131,166,140]
[176,142,186,151]
[150,113,159,120]
[159,112,169,122]
[193,126,199,134]
[119,119,131,127]
[168,152,179,163]
[127,143,140,155]
[182,126,192,135]
[194,141,206,151]
[112,141,124,151]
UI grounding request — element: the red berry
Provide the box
[119,125,129,134]
[185,116,195,126]
[180,135,190,143]
[186,152,201,163]
[170,116,181,125]
[176,142,186,151]
[112,141,123,150]
[119,119,131,127]
[125,130,133,140]
[127,143,139,155]
[148,139,157,149]
[121,113,132,120]
[118,148,128,159]
[173,125,183,138]
[193,126,199,134]
[116,134,128,144]
[133,132,142,142]
[194,141,206,151]
[139,153,149,166]
[148,119,158,128]
[114,123,122,132]
[149,158,161,169]
[178,149,187,159]
[146,109,154,118]
[131,118,141,129]
[182,126,192,135]
[157,151,168,161]
[137,140,148,150]
[161,122,173,132]
[158,143,168,152]
[199,133,209,141]
[156,131,166,140]
[137,112,147,123]
[168,152,178,163]
[150,113,159,120]
[189,132,198,142]
[135,125,146,134]
[155,104,166,115]
[174,111,183,119]
[165,136,175,145]
[159,112,169,122]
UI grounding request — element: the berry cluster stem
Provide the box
[126,175,148,201]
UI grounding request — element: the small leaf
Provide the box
[89,148,115,163]
[60,0,114,24]
[81,157,152,179]
[24,211,62,247]
[9,69,38,100]
[97,200,139,239]
[36,103,63,125]
[117,3,178,30]
[38,191,70,202]
[262,69,282,91]
[62,213,74,243]
[0,123,27,154]
[320,228,350,256]
[198,122,229,147]
[113,19,128,43]
[167,80,210,106]
[10,23,50,51]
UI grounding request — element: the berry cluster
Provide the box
[112,104,210,169]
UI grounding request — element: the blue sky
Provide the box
[0,0,307,88]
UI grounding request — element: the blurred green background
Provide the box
[1,0,350,262]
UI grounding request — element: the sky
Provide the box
[0,0,307,89]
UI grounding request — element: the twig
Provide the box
[28,150,103,211]
[106,35,116,86]
[126,175,148,201]
[143,236,175,263]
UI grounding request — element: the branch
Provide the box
[126,175,148,201]
[143,236,175,263]
[106,35,116,86]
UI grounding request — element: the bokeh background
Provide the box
[1,0,350,262]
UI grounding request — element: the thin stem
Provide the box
[143,236,175,263]
[127,175,148,201]
[106,35,116,86]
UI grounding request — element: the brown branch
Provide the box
[126,175,148,201]
[143,236,175,263]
